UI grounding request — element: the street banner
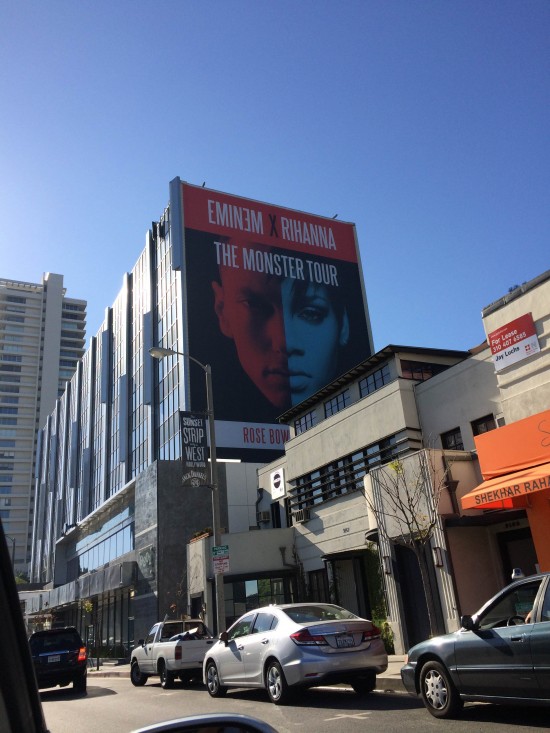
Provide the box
[179,411,208,487]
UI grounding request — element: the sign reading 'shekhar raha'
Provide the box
[488,313,540,371]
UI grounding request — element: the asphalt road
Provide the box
[40,677,550,733]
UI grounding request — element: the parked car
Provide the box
[28,626,88,694]
[203,602,388,704]
[401,572,550,718]
[131,618,215,688]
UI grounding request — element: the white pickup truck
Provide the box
[130,619,215,689]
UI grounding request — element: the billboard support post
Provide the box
[149,346,226,635]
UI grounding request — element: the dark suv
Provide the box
[28,627,87,694]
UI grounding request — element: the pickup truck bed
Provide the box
[130,619,215,689]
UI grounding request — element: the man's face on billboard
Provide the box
[212,265,291,409]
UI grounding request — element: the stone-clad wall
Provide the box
[132,460,227,642]
[133,462,160,643]
[157,461,214,623]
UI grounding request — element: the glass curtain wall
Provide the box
[153,211,183,461]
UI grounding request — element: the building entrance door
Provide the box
[395,545,432,648]
[498,526,538,578]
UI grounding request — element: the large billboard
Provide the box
[177,181,373,458]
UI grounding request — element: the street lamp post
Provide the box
[149,346,226,635]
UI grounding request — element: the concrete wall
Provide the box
[481,271,550,423]
[416,346,501,451]
[224,461,264,532]
[446,524,506,615]
[283,378,420,480]
[187,527,296,597]
[293,495,370,573]
[187,526,296,630]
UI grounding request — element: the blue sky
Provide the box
[2,0,548,352]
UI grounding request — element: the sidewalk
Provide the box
[375,654,407,693]
[87,655,408,693]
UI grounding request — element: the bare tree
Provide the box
[365,449,452,638]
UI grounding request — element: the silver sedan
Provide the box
[203,603,388,704]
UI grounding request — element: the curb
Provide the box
[87,667,407,693]
[88,668,131,678]
[375,677,407,694]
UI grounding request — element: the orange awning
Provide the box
[474,408,550,480]
[461,461,550,511]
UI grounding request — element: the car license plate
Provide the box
[336,634,354,648]
[48,655,61,663]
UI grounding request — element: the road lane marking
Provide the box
[324,713,372,721]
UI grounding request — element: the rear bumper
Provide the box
[35,666,87,689]
[283,641,389,687]
[295,668,383,688]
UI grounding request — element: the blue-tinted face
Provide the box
[281,279,349,405]
[212,260,349,409]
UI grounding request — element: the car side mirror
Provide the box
[219,630,229,645]
[460,615,477,631]
[138,638,144,646]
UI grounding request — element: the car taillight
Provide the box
[77,647,87,662]
[362,625,381,642]
[290,629,328,646]
[175,645,182,661]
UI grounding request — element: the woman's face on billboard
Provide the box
[212,264,349,409]
[281,279,349,405]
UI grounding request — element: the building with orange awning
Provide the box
[460,270,550,572]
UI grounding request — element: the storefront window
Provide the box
[224,576,292,627]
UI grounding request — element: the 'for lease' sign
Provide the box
[488,313,540,372]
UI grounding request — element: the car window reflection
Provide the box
[252,613,277,634]
[228,615,255,640]
[478,580,542,629]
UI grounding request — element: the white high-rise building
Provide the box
[0,273,85,573]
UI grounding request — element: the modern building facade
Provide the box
[0,274,85,573]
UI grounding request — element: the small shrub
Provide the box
[381,621,395,655]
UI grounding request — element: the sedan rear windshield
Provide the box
[282,605,359,624]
